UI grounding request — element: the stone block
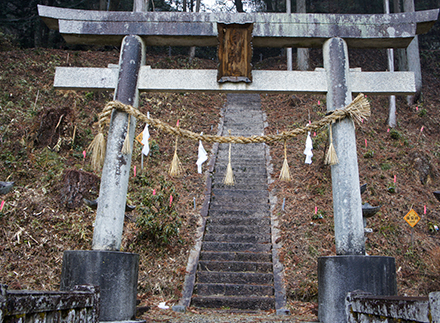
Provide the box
[60,250,139,322]
[318,255,396,323]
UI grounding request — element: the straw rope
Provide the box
[88,94,370,171]
[96,93,369,145]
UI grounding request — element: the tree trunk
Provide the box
[286,0,292,70]
[133,0,146,11]
[108,0,122,10]
[297,0,309,70]
[234,0,244,12]
[188,0,201,63]
[99,0,107,10]
[403,0,422,105]
[384,0,397,127]
[394,0,408,74]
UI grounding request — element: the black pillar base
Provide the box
[318,255,396,323]
[60,250,139,322]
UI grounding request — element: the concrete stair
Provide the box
[191,94,276,311]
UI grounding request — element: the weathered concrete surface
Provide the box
[60,250,139,322]
[346,290,440,322]
[324,37,364,256]
[54,66,416,95]
[38,5,438,48]
[318,256,397,323]
[1,284,100,323]
[92,35,144,251]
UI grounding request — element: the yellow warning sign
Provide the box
[404,209,420,227]
[136,132,143,145]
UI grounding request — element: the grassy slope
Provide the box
[0,44,440,317]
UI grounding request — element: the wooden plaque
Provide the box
[217,23,253,83]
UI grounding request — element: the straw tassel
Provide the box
[223,130,234,185]
[121,115,132,155]
[88,127,106,172]
[279,140,291,181]
[325,122,339,165]
[346,93,371,125]
[169,124,183,177]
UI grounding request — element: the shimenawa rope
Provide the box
[88,93,370,177]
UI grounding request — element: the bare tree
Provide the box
[297,0,309,70]
[100,0,108,10]
[188,0,201,63]
[403,0,422,105]
[384,0,397,127]
[286,0,292,71]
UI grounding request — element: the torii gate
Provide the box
[39,5,438,323]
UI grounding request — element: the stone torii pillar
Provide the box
[59,35,145,322]
[38,5,438,322]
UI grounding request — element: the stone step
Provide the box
[208,206,269,214]
[222,125,264,133]
[195,283,274,297]
[215,150,266,158]
[217,146,266,154]
[191,295,275,310]
[208,210,269,218]
[224,116,264,123]
[214,158,266,165]
[216,157,266,168]
[208,203,270,212]
[197,271,273,285]
[198,260,273,273]
[211,188,268,198]
[200,251,272,263]
[215,156,266,164]
[206,225,270,235]
[202,241,271,253]
[217,144,264,150]
[212,172,267,180]
[209,195,269,204]
[212,171,267,180]
[204,233,271,243]
[207,216,270,227]
[191,93,277,312]
[221,128,264,135]
[212,166,267,175]
[212,183,268,190]
[210,199,269,208]
[212,174,267,183]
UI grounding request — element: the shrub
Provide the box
[389,129,401,140]
[136,175,181,245]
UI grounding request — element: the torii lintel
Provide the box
[38,5,438,48]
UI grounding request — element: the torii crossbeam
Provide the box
[39,5,437,48]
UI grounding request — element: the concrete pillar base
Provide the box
[318,255,396,323]
[60,250,139,322]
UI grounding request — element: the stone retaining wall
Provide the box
[346,290,440,323]
[0,284,99,323]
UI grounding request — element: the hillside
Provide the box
[1,43,440,321]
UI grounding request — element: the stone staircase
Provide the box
[191,94,276,311]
